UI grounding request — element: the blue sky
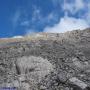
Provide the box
[0,0,90,38]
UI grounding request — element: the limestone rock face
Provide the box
[0,28,90,90]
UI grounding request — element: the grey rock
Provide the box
[69,77,87,90]
[58,71,68,83]
[0,28,90,90]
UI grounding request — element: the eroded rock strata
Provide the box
[0,28,90,90]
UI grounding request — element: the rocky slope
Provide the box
[0,28,90,90]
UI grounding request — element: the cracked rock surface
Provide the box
[0,28,90,90]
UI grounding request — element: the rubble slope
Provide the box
[0,28,90,90]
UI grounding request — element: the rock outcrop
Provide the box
[0,28,90,90]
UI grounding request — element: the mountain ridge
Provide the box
[0,28,90,90]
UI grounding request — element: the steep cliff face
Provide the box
[0,28,90,90]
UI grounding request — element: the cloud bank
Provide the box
[12,0,90,34]
[63,0,85,14]
[44,0,90,33]
[44,15,89,33]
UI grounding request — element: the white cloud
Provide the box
[25,29,37,35]
[75,0,84,9]
[12,36,23,38]
[32,6,42,21]
[44,15,89,33]
[63,0,85,14]
[21,21,30,26]
[43,0,90,33]
[83,3,90,24]
[12,10,21,27]
[31,6,59,24]
[46,13,59,23]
